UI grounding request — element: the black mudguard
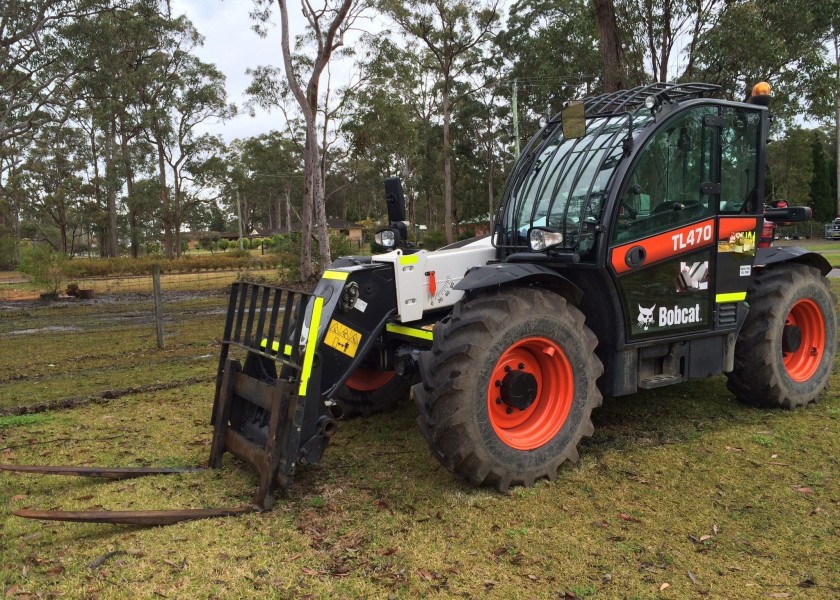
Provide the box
[455,262,583,305]
[755,246,832,276]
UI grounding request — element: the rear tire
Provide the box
[726,264,836,408]
[333,366,412,419]
[413,288,603,491]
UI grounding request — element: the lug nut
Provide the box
[496,397,502,404]
[495,380,502,387]
[504,366,512,372]
[506,407,513,414]
[518,363,525,370]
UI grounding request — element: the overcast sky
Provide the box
[169,0,363,143]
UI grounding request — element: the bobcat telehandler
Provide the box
[4,82,836,525]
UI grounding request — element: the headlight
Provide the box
[374,229,397,248]
[528,227,564,251]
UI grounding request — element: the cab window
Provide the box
[720,107,760,214]
[613,106,718,243]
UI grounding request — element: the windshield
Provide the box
[497,111,652,256]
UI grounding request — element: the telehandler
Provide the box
[3,82,835,524]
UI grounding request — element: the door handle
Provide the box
[625,246,646,269]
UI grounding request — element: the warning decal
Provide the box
[324,319,362,358]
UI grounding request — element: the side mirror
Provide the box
[384,177,406,223]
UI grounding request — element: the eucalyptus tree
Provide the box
[0,0,109,145]
[66,0,186,256]
[343,37,431,236]
[805,0,840,215]
[691,0,830,122]
[450,66,509,230]
[380,0,501,244]
[499,0,599,133]
[215,132,304,237]
[618,0,721,82]
[163,56,234,255]
[809,130,834,222]
[19,124,88,254]
[250,0,367,279]
[766,128,815,207]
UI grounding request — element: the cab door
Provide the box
[609,105,719,340]
[714,106,763,324]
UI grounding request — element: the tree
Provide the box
[499,0,600,132]
[0,0,108,145]
[381,0,501,244]
[19,124,87,254]
[691,0,830,120]
[593,0,625,91]
[164,56,234,255]
[766,128,814,207]
[810,131,834,222]
[251,0,365,279]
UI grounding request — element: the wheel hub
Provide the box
[499,370,538,411]
[782,324,802,354]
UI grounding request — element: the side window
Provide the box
[613,107,717,243]
[720,107,760,214]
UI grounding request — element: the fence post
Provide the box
[152,264,165,349]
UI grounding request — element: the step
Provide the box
[638,373,684,389]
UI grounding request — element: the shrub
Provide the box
[18,244,66,295]
[421,229,446,250]
[330,234,352,258]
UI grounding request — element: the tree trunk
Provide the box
[300,137,315,280]
[309,130,331,272]
[488,156,494,232]
[173,169,182,256]
[659,0,671,82]
[285,180,291,234]
[408,189,416,243]
[157,137,173,259]
[103,121,118,257]
[442,83,454,244]
[108,118,119,256]
[119,126,139,258]
[89,122,103,257]
[593,0,625,92]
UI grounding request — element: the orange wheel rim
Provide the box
[783,298,826,382]
[486,337,573,450]
[346,367,396,392]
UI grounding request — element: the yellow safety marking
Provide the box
[716,292,747,303]
[298,296,324,396]
[386,323,434,341]
[399,254,418,265]
[260,338,293,356]
[324,319,362,358]
[323,270,350,281]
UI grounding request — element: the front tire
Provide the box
[726,264,837,408]
[413,288,603,491]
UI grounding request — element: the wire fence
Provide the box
[0,268,280,300]
[0,268,289,349]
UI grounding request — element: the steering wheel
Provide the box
[619,201,638,219]
[652,200,702,214]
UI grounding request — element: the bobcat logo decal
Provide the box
[637,304,656,330]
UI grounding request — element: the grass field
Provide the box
[0,281,838,599]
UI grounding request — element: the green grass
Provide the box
[0,281,838,599]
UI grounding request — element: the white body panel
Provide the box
[371,237,497,322]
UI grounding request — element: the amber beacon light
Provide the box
[749,81,772,105]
